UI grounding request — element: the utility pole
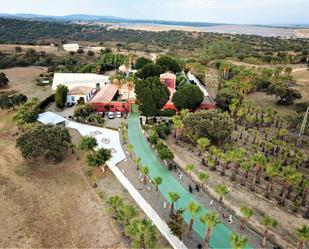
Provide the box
[296,106,309,147]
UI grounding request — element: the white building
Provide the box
[52,73,110,91]
[63,44,81,52]
[67,86,97,104]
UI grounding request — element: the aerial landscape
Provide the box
[1,1,309,249]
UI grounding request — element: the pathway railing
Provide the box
[106,161,188,249]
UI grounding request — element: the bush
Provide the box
[154,123,170,139]
[157,109,176,117]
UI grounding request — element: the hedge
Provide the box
[157,109,176,117]
[37,94,55,110]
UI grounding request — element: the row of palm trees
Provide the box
[168,187,309,249]
[203,145,309,216]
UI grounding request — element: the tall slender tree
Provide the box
[187,202,201,234]
[240,206,254,230]
[260,215,278,248]
[168,192,181,215]
[295,225,309,249]
[199,211,221,247]
[230,232,248,249]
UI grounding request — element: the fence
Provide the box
[106,161,188,249]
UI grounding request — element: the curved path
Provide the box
[128,106,251,249]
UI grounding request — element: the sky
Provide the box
[1,0,309,25]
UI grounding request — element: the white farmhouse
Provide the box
[67,86,97,104]
[63,44,81,52]
[52,73,110,91]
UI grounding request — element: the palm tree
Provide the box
[187,201,201,234]
[153,176,163,191]
[185,163,195,177]
[230,232,248,249]
[198,172,209,188]
[301,178,309,207]
[171,115,184,141]
[168,209,184,240]
[240,162,252,186]
[127,74,135,100]
[116,204,138,226]
[230,148,245,181]
[168,192,181,215]
[240,206,254,230]
[197,137,211,155]
[127,144,134,158]
[140,166,150,184]
[107,195,124,213]
[265,160,281,199]
[295,225,309,249]
[250,152,266,191]
[199,211,221,247]
[133,157,141,170]
[279,166,301,205]
[125,218,157,249]
[215,184,230,204]
[260,215,278,248]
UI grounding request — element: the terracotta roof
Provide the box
[160,72,176,79]
[68,86,93,95]
[90,84,118,103]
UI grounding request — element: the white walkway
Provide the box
[66,121,126,164]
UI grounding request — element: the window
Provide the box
[96,83,100,88]
[71,96,75,102]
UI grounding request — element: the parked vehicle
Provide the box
[107,112,115,119]
[116,112,122,118]
[66,102,74,108]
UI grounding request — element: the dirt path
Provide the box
[166,136,307,249]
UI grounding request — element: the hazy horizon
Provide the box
[1,0,309,25]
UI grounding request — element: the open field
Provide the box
[0,66,51,99]
[0,44,64,54]
[293,68,309,100]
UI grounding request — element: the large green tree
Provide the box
[136,64,163,79]
[55,84,69,108]
[135,57,153,70]
[216,88,240,111]
[79,135,98,151]
[156,55,182,73]
[135,77,170,116]
[86,148,112,168]
[183,109,233,143]
[267,81,301,105]
[172,84,204,111]
[16,124,72,161]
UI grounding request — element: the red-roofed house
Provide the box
[91,84,130,113]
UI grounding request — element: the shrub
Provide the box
[157,109,176,117]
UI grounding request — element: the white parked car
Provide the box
[116,112,122,118]
[107,112,115,119]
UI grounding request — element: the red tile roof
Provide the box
[90,84,118,103]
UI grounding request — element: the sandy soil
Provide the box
[293,68,309,100]
[108,23,297,37]
[0,66,51,100]
[165,136,307,249]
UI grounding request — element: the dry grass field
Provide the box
[0,66,50,99]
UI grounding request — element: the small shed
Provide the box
[37,112,67,126]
